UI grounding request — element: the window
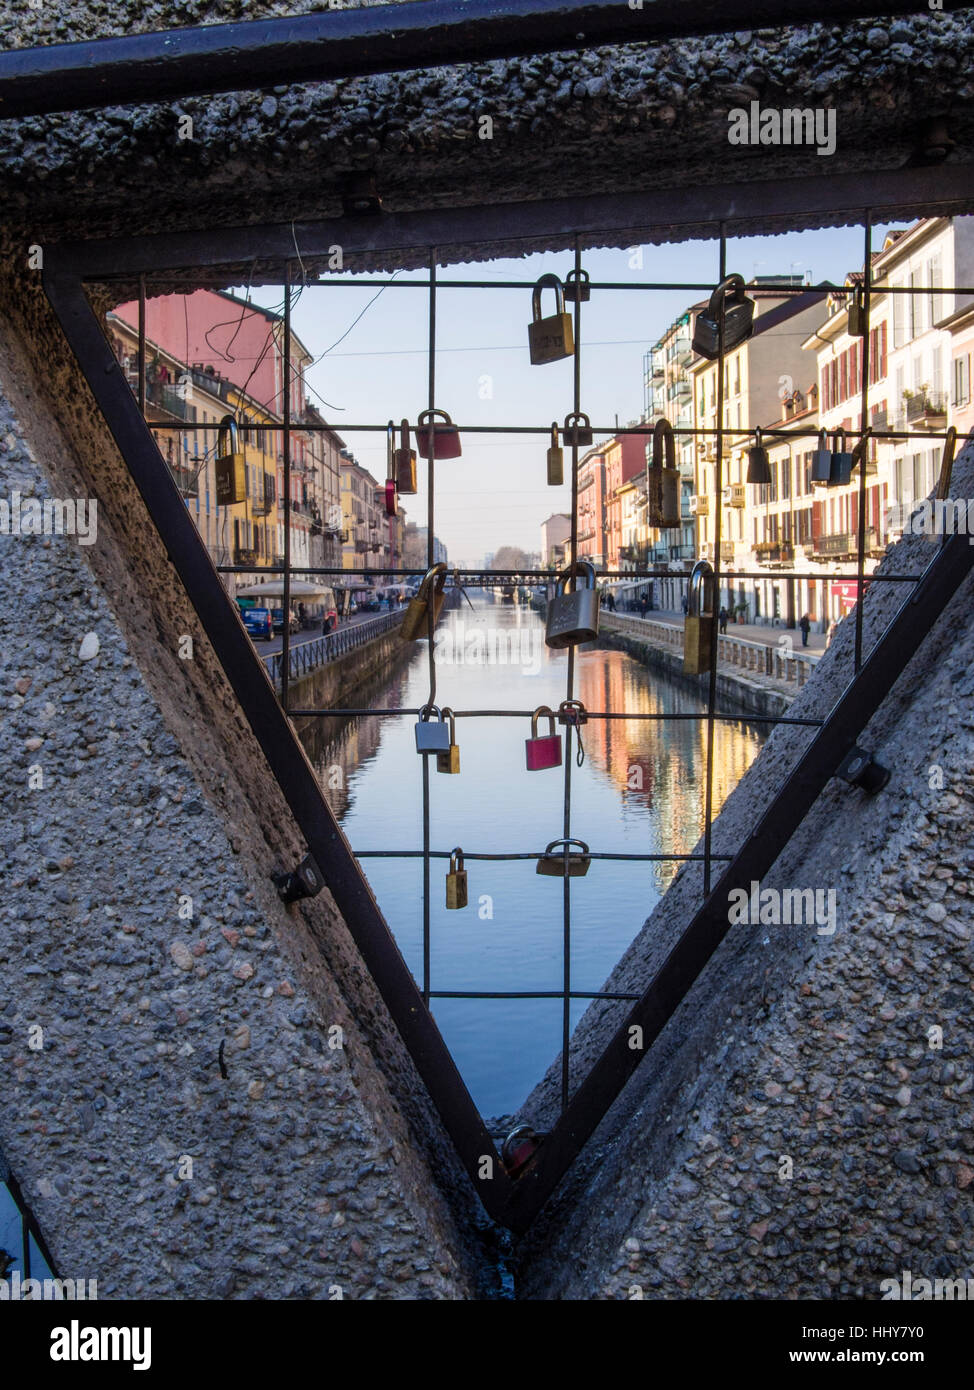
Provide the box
[954,354,971,407]
[892,279,905,348]
[927,252,944,327]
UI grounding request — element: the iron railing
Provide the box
[265,609,403,684]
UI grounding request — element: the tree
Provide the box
[492,546,531,573]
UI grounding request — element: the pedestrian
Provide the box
[639,593,649,618]
[718,605,729,635]
[799,613,811,648]
[826,619,838,648]
[681,593,688,616]
[606,589,616,612]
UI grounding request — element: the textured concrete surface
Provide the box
[1,6,973,256]
[0,265,490,1299]
[515,442,974,1299]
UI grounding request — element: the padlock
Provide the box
[557,698,588,728]
[851,427,877,478]
[746,426,772,485]
[384,477,398,517]
[546,423,564,486]
[847,284,867,337]
[415,704,452,755]
[648,418,681,528]
[536,838,591,877]
[415,408,462,460]
[445,847,468,910]
[563,412,593,448]
[394,418,418,494]
[214,415,247,506]
[691,274,755,360]
[684,559,716,675]
[545,559,600,649]
[436,706,460,774]
[829,428,855,487]
[527,272,575,365]
[400,562,447,641]
[501,1124,542,1178]
[810,429,834,487]
[525,706,563,771]
[563,268,591,303]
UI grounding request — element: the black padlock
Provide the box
[563,268,591,303]
[563,412,593,448]
[746,427,772,485]
[691,274,755,360]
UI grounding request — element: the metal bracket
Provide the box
[272,853,325,903]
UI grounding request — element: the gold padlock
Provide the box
[394,417,417,494]
[847,284,867,337]
[436,706,460,774]
[446,847,468,909]
[215,415,247,506]
[684,559,716,675]
[400,562,447,642]
[546,422,564,486]
[528,273,575,365]
[536,838,591,878]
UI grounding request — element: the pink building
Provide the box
[940,301,974,442]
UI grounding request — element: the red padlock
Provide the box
[384,477,397,516]
[501,1124,542,1179]
[525,705,562,771]
[415,408,462,460]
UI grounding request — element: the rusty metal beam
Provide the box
[0,0,944,121]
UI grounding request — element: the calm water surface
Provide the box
[302,597,765,1117]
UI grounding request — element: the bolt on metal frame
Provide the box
[43,164,974,1230]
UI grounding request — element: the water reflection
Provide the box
[301,597,765,1118]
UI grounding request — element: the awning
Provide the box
[235,579,334,599]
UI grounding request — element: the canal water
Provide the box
[302,597,766,1119]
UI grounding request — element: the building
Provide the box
[938,300,974,441]
[541,513,572,568]
[576,445,610,570]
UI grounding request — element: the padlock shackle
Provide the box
[550,421,559,447]
[565,268,590,286]
[815,429,827,450]
[832,427,847,451]
[554,558,596,595]
[449,846,464,873]
[399,417,410,450]
[530,704,557,738]
[542,838,590,856]
[217,414,239,457]
[418,703,442,723]
[417,561,448,600]
[687,559,715,618]
[651,417,676,470]
[558,698,585,718]
[563,411,590,430]
[416,408,454,428]
[706,273,747,321]
[440,705,456,739]
[753,426,763,450]
[532,272,566,322]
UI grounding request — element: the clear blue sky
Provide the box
[249,223,904,567]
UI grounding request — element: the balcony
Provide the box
[812,528,878,559]
[700,541,736,564]
[169,462,198,498]
[250,475,276,517]
[754,541,795,563]
[233,547,260,568]
[689,495,709,516]
[146,380,193,420]
[724,483,747,508]
[897,392,948,431]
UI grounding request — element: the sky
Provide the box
[248,223,905,568]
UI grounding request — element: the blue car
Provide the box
[241,606,273,642]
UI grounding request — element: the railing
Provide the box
[814,527,878,559]
[169,462,198,497]
[265,608,404,684]
[601,610,820,687]
[146,380,193,420]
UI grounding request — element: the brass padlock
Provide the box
[536,838,591,877]
[528,273,575,365]
[215,415,247,506]
[401,562,447,641]
[415,408,462,460]
[691,274,755,360]
[436,706,460,774]
[563,412,593,448]
[394,418,418,494]
[545,560,600,649]
[546,422,564,486]
[445,847,468,910]
[829,428,855,487]
[847,284,867,337]
[684,559,716,675]
[648,418,681,528]
[563,268,591,303]
[415,704,451,755]
[746,426,772,485]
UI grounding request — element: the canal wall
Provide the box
[281,623,414,734]
[0,277,487,1299]
[516,440,974,1300]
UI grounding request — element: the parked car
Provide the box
[241,606,273,642]
[272,607,299,635]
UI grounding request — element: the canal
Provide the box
[301,596,766,1119]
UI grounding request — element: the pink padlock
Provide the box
[525,705,562,771]
[414,408,462,460]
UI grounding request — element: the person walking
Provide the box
[718,605,729,635]
[799,613,811,647]
[639,592,649,619]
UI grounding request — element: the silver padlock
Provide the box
[415,704,451,754]
[545,559,600,650]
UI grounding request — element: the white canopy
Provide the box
[235,580,334,599]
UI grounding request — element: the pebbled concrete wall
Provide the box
[0,264,489,1299]
[516,444,974,1300]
